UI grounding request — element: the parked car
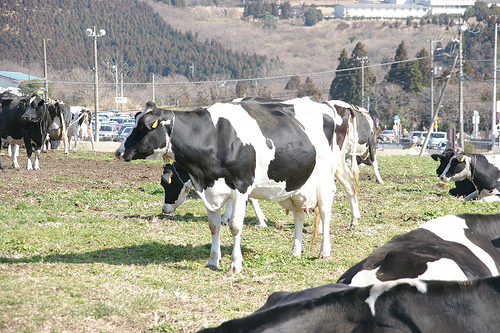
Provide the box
[407,131,426,146]
[428,131,448,148]
[117,126,133,141]
[99,124,119,141]
[380,129,395,142]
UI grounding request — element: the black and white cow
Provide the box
[337,213,500,286]
[117,97,354,273]
[161,163,268,226]
[46,100,71,153]
[328,100,383,184]
[197,276,500,332]
[439,151,500,202]
[432,148,477,199]
[68,106,94,151]
[156,98,361,228]
[0,94,52,170]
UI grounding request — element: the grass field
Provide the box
[1,151,500,332]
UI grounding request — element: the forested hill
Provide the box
[0,0,266,81]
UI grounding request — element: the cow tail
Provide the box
[349,108,359,197]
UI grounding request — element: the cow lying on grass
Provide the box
[197,276,500,332]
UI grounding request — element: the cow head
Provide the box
[431,148,456,176]
[116,101,172,161]
[439,152,471,182]
[161,163,192,214]
[21,94,47,123]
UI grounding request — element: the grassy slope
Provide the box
[1,151,500,332]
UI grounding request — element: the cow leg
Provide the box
[7,143,12,157]
[221,199,233,226]
[11,144,20,169]
[249,198,267,227]
[33,148,41,170]
[290,209,305,257]
[371,155,384,184]
[60,113,69,154]
[206,208,222,270]
[335,167,361,227]
[228,197,247,274]
[25,143,34,170]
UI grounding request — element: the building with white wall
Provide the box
[333,0,481,19]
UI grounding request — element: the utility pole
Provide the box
[43,39,49,101]
[85,26,106,142]
[428,38,442,128]
[152,73,155,103]
[454,20,468,149]
[492,23,499,147]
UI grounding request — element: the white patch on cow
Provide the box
[349,267,381,287]
[366,279,428,316]
[478,189,500,202]
[420,215,500,276]
[440,156,471,182]
[418,258,468,281]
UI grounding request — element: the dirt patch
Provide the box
[0,150,163,204]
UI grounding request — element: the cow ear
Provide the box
[161,170,173,184]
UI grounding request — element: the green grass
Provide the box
[0,153,500,332]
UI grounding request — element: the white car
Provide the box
[428,132,448,148]
[381,130,395,142]
[99,125,119,141]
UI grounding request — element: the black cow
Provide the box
[439,151,500,202]
[117,97,350,273]
[46,100,72,153]
[198,276,500,332]
[431,148,477,199]
[0,94,51,170]
[337,213,500,286]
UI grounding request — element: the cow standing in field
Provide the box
[337,212,500,286]
[439,151,500,202]
[46,100,71,153]
[117,97,356,273]
[161,162,268,227]
[68,106,94,151]
[0,94,52,170]
[197,276,500,332]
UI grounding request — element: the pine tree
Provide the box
[416,48,431,87]
[329,49,350,100]
[386,41,424,93]
[386,41,409,84]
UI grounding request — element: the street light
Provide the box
[112,64,118,111]
[85,26,106,142]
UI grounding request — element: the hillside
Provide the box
[0,0,266,82]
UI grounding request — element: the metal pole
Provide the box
[357,56,367,108]
[492,23,498,147]
[113,65,118,111]
[458,24,465,149]
[152,73,155,102]
[93,29,100,142]
[43,39,49,101]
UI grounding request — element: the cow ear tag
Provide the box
[460,157,465,163]
[184,187,190,194]
[437,157,441,161]
[163,155,171,164]
[151,119,159,129]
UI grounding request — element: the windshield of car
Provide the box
[431,133,445,139]
[100,125,115,132]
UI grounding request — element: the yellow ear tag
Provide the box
[151,119,159,129]
[460,157,465,163]
[163,155,171,164]
[437,157,441,161]
[184,187,190,194]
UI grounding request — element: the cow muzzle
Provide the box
[162,203,176,214]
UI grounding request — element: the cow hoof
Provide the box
[318,254,331,259]
[205,264,220,271]
[227,266,242,274]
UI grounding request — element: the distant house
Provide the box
[333,0,489,19]
[0,71,45,96]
